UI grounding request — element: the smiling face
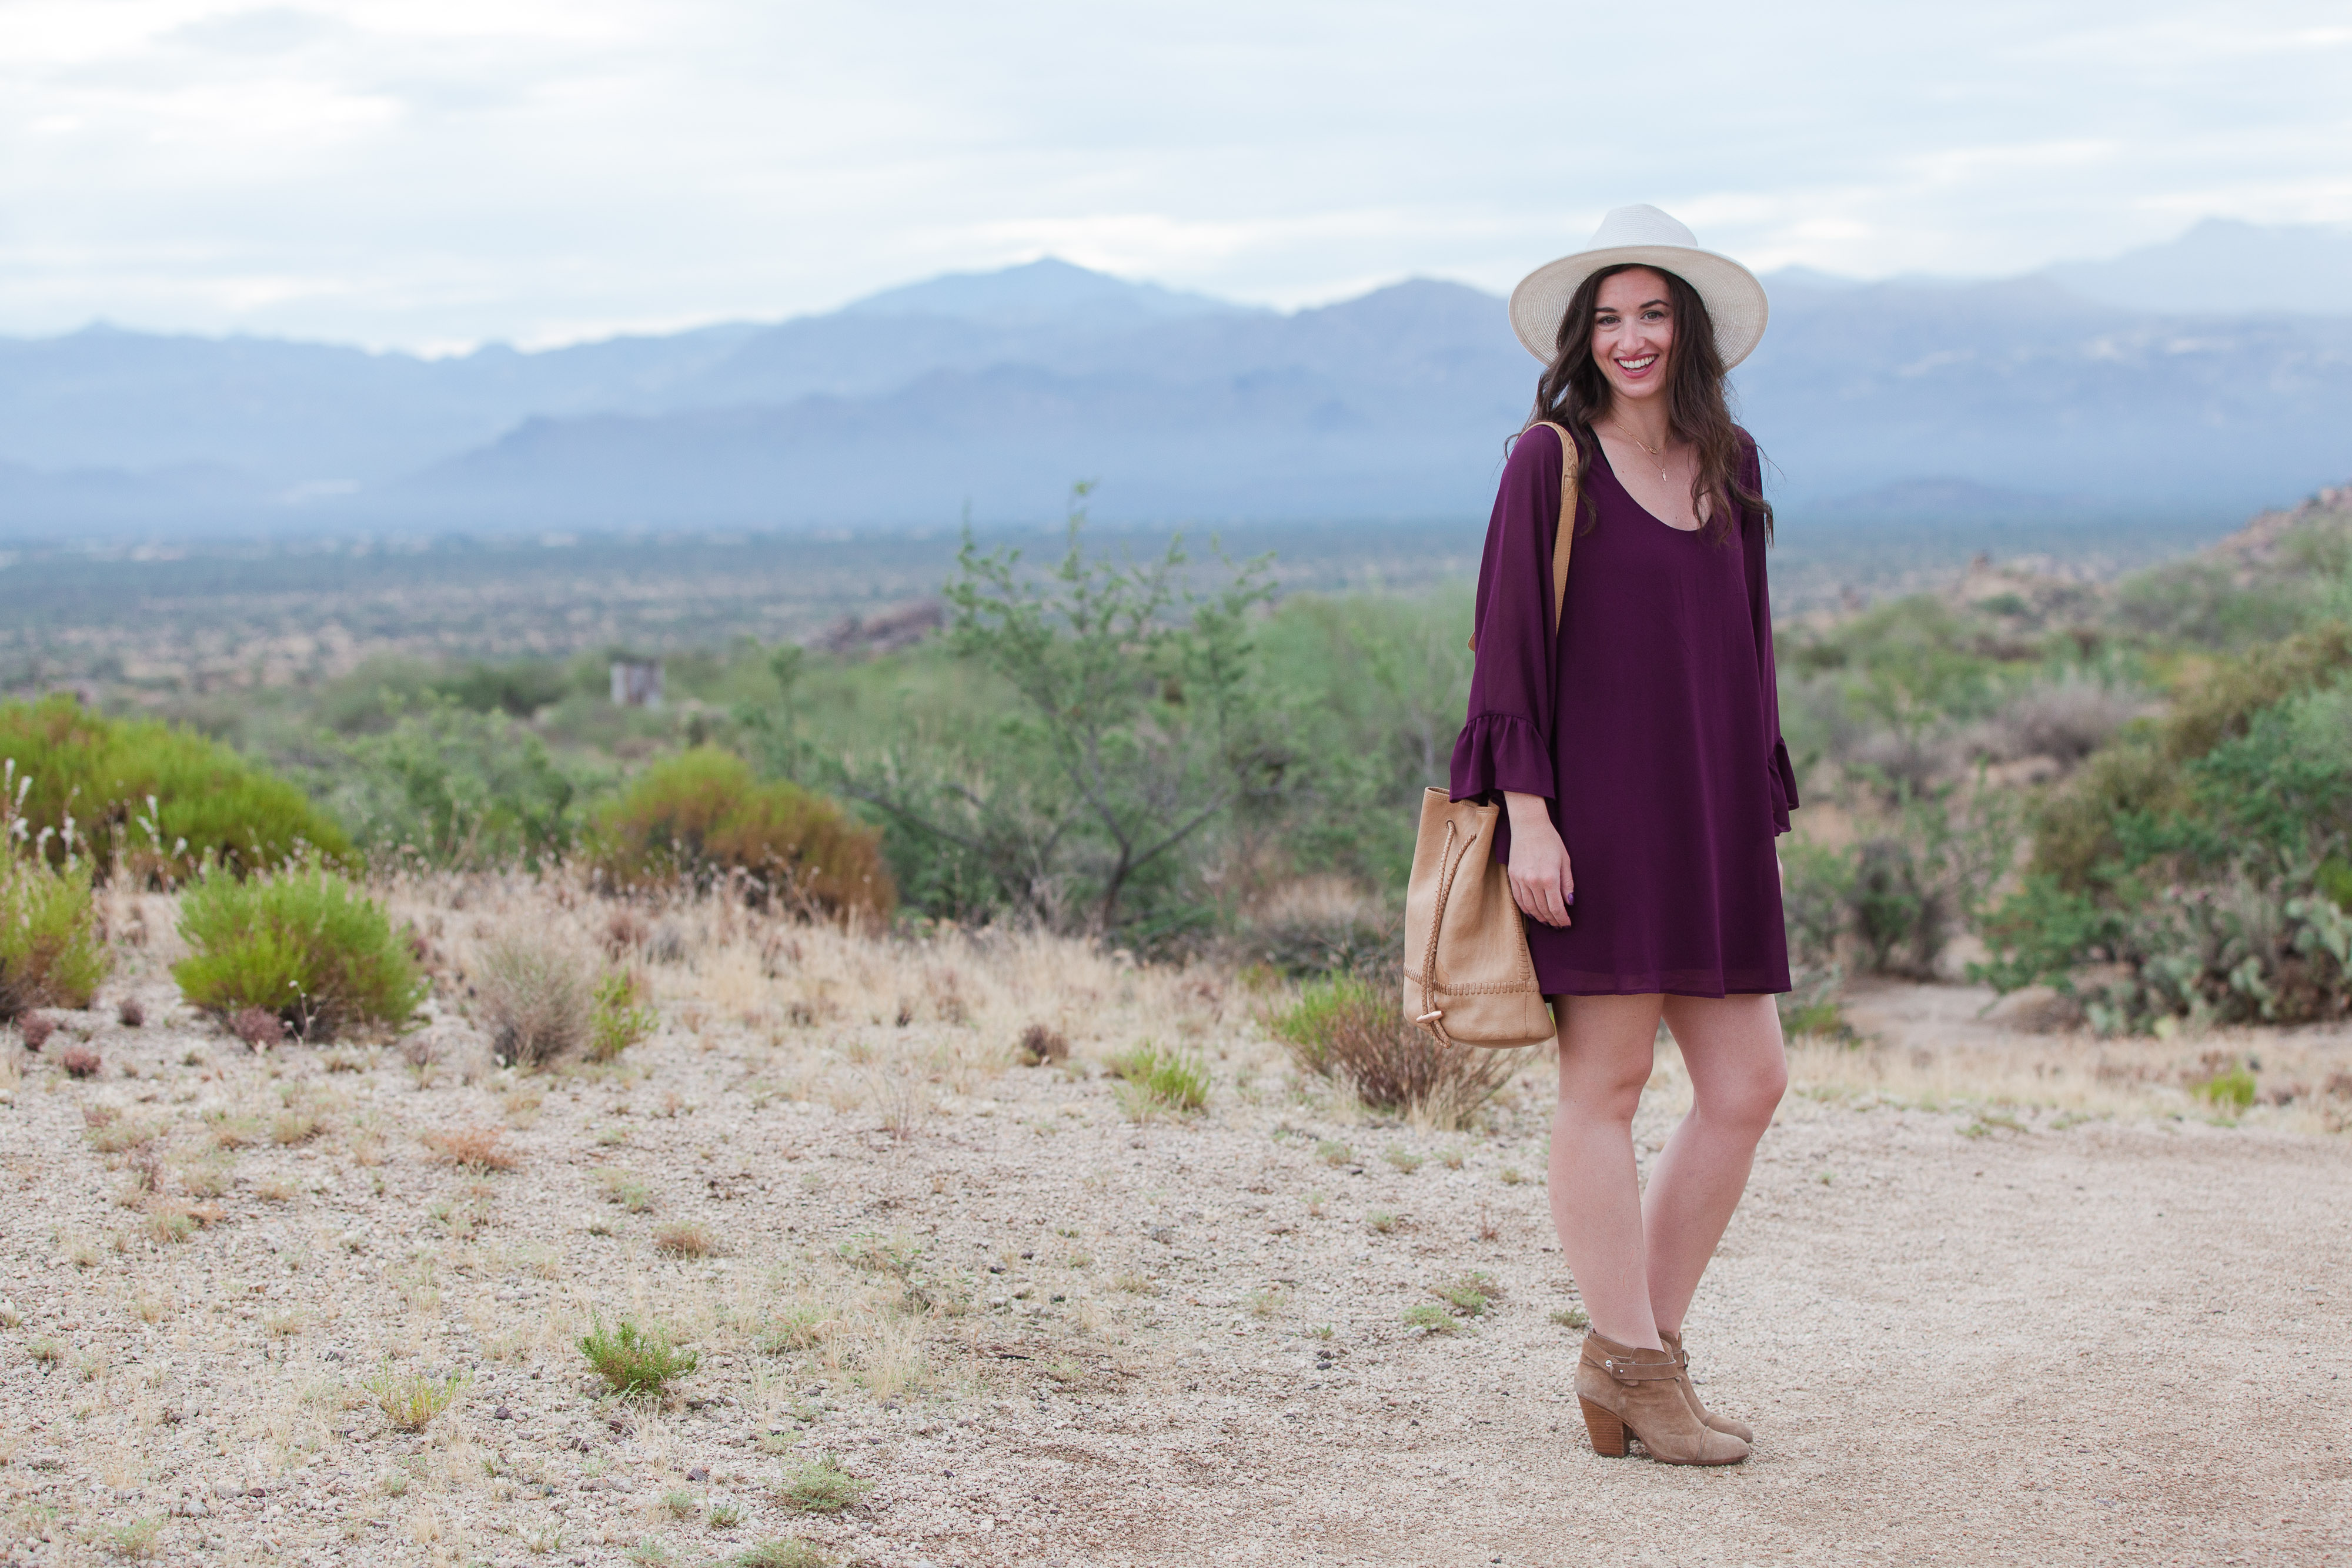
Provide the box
[1588,266,1676,406]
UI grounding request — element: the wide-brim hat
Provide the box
[1508,204,1769,369]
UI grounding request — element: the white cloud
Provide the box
[0,0,2346,346]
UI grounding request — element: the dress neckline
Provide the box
[1591,436,1703,535]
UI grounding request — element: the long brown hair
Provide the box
[1519,262,1771,546]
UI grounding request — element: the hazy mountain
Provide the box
[1,235,2347,539]
[2041,219,2352,316]
[841,256,1258,327]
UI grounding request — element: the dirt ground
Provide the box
[3,890,2348,1568]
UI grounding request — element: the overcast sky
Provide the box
[4,0,2348,350]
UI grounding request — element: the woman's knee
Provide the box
[1555,1048,1652,1125]
[1699,1055,1786,1134]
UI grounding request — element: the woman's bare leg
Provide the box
[1547,993,1668,1349]
[1643,994,1788,1337]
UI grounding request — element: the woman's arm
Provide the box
[1740,439,1799,835]
[1451,425,1575,924]
[1505,790,1575,927]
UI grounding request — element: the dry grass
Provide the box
[1789,983,2352,1131]
[423,1125,517,1171]
[653,1221,718,1259]
[473,929,594,1066]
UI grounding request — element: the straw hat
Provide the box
[1508,205,1769,369]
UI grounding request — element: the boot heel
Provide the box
[1579,1397,1628,1457]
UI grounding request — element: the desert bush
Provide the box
[654,1221,717,1258]
[314,701,610,871]
[1778,840,1853,971]
[1843,774,2019,977]
[425,1125,517,1171]
[2112,557,2330,650]
[172,865,428,1039]
[228,1007,285,1049]
[591,747,893,920]
[0,850,110,1021]
[473,931,592,1065]
[580,1316,698,1397]
[2087,878,2350,1032]
[58,1043,101,1078]
[0,697,350,880]
[804,502,1279,938]
[769,1454,873,1514]
[1967,673,2144,767]
[1981,648,2352,1028]
[1269,971,1525,1128]
[362,1361,469,1432]
[1015,1022,1068,1065]
[1105,1042,1210,1117]
[588,969,657,1061]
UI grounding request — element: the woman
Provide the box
[1451,205,1795,1467]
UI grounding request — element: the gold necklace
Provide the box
[1605,422,1671,482]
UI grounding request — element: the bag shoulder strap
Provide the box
[1469,421,1582,653]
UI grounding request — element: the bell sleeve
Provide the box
[1449,424,1566,804]
[1740,436,1800,835]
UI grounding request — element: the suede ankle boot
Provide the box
[1658,1328,1752,1443]
[1575,1330,1749,1465]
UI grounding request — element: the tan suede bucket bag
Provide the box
[1401,422,1579,1049]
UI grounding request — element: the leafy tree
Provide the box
[814,488,1276,936]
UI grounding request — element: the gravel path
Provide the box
[2,953,2347,1568]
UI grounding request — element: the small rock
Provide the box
[686,1466,709,1482]
[494,1406,513,1420]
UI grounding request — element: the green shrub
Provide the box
[2319,855,2352,912]
[0,697,350,880]
[1401,1303,1459,1334]
[362,1362,469,1432]
[579,1316,698,1398]
[1267,971,1522,1128]
[1991,634,2352,1029]
[591,747,893,919]
[0,852,111,1019]
[1105,1042,1210,1117]
[314,701,608,870]
[2028,737,2184,893]
[2193,1066,2257,1111]
[1778,840,1855,970]
[172,865,427,1039]
[2087,880,2350,1032]
[589,969,657,1061]
[2159,622,2352,763]
[769,1454,873,1514]
[1843,775,2019,977]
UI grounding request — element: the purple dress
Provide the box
[1448,423,1798,997]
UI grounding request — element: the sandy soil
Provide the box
[3,894,2348,1568]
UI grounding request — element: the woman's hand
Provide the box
[1502,791,1574,927]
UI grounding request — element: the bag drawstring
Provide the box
[1416,819,1469,1046]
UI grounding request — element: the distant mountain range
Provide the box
[2,222,2347,540]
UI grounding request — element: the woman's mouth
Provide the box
[1615,353,1658,375]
